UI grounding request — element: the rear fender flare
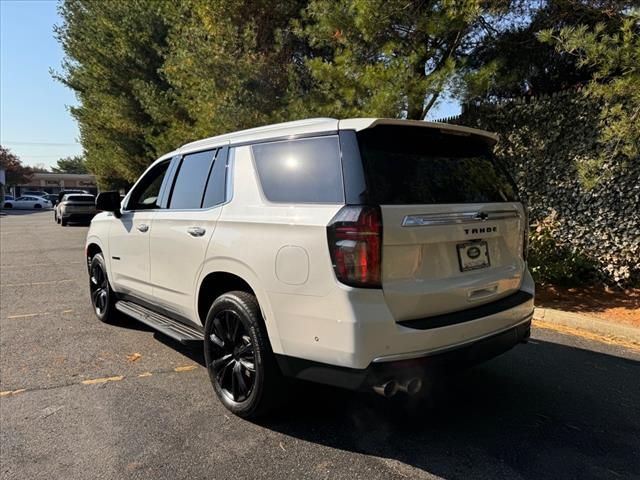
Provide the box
[196,257,282,354]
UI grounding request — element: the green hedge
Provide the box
[451,92,639,287]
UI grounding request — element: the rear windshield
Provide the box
[66,195,95,202]
[357,126,517,204]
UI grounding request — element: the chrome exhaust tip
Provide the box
[373,380,398,398]
[397,377,423,395]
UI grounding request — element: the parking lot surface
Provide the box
[1,210,639,479]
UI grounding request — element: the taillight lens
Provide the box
[327,205,382,288]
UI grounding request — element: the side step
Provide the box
[115,300,203,344]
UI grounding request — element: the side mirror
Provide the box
[96,191,122,218]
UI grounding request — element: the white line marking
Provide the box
[5,309,73,319]
[7,313,47,319]
[2,279,75,287]
[0,262,84,269]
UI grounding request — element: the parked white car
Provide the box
[3,195,52,209]
[86,118,534,418]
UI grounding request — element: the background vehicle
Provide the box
[3,195,52,209]
[43,193,59,205]
[55,189,89,206]
[86,118,534,418]
[56,193,96,225]
[2,195,15,202]
[21,190,49,198]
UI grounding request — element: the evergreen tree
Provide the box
[293,0,503,119]
[539,9,639,161]
[55,0,174,187]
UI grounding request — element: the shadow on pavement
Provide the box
[0,208,53,217]
[134,325,640,478]
[257,340,639,479]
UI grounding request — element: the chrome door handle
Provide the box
[187,226,206,237]
[136,224,149,233]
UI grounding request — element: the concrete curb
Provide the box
[534,307,640,343]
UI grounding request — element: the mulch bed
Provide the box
[535,284,640,329]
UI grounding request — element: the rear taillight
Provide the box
[326,205,382,288]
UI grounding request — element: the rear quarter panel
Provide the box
[198,145,343,355]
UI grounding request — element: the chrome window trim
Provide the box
[402,209,520,227]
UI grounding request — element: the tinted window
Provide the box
[252,136,343,204]
[127,161,170,210]
[357,126,517,204]
[169,150,215,209]
[66,195,95,202]
[202,147,228,208]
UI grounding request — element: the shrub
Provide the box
[528,210,597,286]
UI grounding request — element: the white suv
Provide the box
[87,118,534,418]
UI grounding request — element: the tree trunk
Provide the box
[407,99,425,120]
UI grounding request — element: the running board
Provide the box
[115,300,203,344]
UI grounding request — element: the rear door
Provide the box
[356,125,526,322]
[149,146,228,323]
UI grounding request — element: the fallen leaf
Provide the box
[127,353,142,362]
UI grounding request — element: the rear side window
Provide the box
[169,150,215,209]
[202,147,228,208]
[357,126,517,204]
[252,136,344,204]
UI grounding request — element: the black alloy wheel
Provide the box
[89,253,115,322]
[204,291,282,418]
[208,309,256,403]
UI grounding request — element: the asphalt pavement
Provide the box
[1,209,639,480]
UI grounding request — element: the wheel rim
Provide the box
[207,310,256,403]
[89,262,109,316]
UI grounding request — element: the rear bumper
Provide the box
[275,316,532,391]
[269,269,535,371]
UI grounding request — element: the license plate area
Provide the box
[457,241,490,272]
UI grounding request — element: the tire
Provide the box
[53,211,57,222]
[4,203,12,208]
[89,253,117,323]
[34,204,42,209]
[61,218,68,226]
[203,291,282,419]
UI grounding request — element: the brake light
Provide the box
[327,206,382,288]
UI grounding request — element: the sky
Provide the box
[1,0,82,168]
[0,0,460,169]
